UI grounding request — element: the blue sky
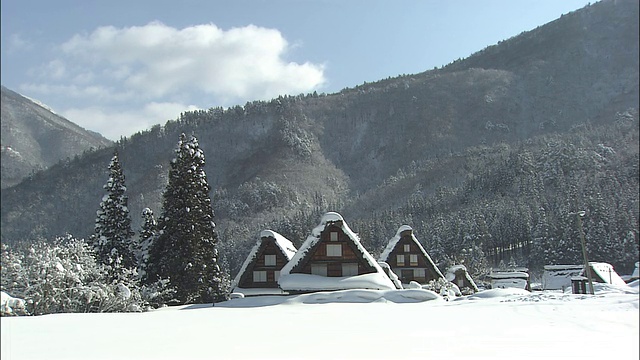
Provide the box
[1,0,594,140]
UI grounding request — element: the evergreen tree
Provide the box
[137,207,157,282]
[91,150,136,276]
[146,133,227,304]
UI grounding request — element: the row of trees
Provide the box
[1,133,229,314]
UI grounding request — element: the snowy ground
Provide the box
[2,283,638,360]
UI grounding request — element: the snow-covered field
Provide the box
[2,283,638,360]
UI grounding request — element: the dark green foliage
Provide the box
[146,134,228,304]
[90,151,136,276]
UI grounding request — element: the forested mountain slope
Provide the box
[1,0,637,277]
[0,86,113,188]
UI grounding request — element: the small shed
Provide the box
[379,225,445,285]
[542,265,584,291]
[278,212,396,293]
[487,270,530,291]
[445,265,479,295]
[231,230,297,296]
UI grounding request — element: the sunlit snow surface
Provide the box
[2,282,638,360]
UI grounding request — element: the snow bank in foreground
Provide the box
[467,288,531,299]
[215,288,441,308]
[283,289,441,304]
[2,289,638,360]
[278,273,396,291]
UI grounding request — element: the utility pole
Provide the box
[572,211,594,295]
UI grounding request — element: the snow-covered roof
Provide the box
[278,273,396,291]
[259,230,297,260]
[232,230,297,289]
[279,212,395,291]
[543,264,584,271]
[232,287,289,296]
[542,264,584,290]
[487,271,529,279]
[379,225,411,261]
[445,265,479,292]
[378,225,444,279]
[586,262,626,286]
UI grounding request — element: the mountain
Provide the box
[0,86,113,188]
[1,0,638,275]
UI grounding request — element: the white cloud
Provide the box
[61,102,200,141]
[58,21,325,101]
[7,33,33,53]
[20,21,325,139]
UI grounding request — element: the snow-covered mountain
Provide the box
[0,85,112,189]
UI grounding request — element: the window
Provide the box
[410,254,418,266]
[327,244,342,257]
[264,254,276,266]
[311,264,327,276]
[342,263,359,276]
[403,244,411,252]
[274,271,281,281]
[330,232,339,241]
[397,254,405,266]
[253,271,267,282]
[414,268,426,278]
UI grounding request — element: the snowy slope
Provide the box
[1,283,638,360]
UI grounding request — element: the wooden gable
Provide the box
[291,222,377,277]
[380,226,444,285]
[235,233,295,290]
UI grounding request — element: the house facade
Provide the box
[278,212,396,292]
[231,230,297,296]
[379,225,445,285]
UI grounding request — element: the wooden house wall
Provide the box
[293,223,376,277]
[387,234,443,284]
[238,239,290,288]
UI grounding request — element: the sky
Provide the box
[1,0,595,141]
[2,284,638,359]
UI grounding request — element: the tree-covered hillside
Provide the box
[1,0,637,280]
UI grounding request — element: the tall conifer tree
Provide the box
[91,150,136,275]
[147,133,226,304]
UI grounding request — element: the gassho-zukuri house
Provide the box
[378,225,445,286]
[277,212,397,293]
[231,230,297,296]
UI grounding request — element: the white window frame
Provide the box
[274,270,281,281]
[327,244,342,257]
[264,254,276,266]
[342,263,359,276]
[330,232,339,241]
[397,254,405,266]
[403,244,411,252]
[414,268,426,278]
[311,264,327,276]
[409,254,418,266]
[253,270,267,282]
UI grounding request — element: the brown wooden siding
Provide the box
[293,224,375,277]
[387,235,443,284]
[238,237,290,288]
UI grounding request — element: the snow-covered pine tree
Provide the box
[91,150,136,276]
[137,207,157,282]
[146,133,227,304]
